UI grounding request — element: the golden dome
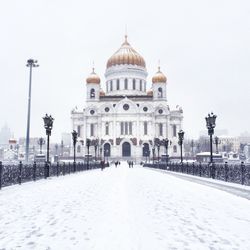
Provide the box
[106,35,146,69]
[152,66,167,83]
[86,68,100,84]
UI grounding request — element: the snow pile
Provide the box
[0,162,250,249]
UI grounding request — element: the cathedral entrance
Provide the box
[104,143,111,157]
[142,143,150,156]
[122,142,131,157]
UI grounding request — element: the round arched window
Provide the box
[123,104,129,110]
[105,107,110,112]
[143,107,148,112]
[90,110,95,115]
[158,109,163,114]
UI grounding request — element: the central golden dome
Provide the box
[106,36,146,69]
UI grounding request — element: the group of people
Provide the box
[101,160,135,170]
[127,161,134,168]
[100,160,109,170]
[114,161,121,167]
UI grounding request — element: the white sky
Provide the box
[1,0,249,142]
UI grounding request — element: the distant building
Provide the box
[0,124,11,145]
[61,132,71,146]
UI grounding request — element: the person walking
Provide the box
[101,160,105,171]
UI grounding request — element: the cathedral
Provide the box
[71,36,183,161]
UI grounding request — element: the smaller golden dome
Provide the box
[147,89,153,96]
[100,89,105,96]
[152,66,167,83]
[86,68,100,84]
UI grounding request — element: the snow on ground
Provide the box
[0,162,250,250]
[150,168,250,200]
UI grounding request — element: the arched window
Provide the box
[77,145,81,153]
[144,121,148,135]
[124,78,128,90]
[133,79,136,90]
[90,124,94,136]
[90,88,95,99]
[159,123,163,136]
[144,81,146,91]
[105,122,109,135]
[140,80,142,91]
[117,79,120,90]
[77,125,81,137]
[173,125,177,137]
[110,80,113,91]
[158,87,163,98]
[173,145,177,153]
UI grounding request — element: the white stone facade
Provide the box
[71,37,183,161]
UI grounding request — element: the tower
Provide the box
[152,66,167,100]
[86,68,101,102]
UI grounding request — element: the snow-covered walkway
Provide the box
[0,162,250,250]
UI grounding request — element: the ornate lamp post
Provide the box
[163,138,171,166]
[43,114,54,178]
[205,112,217,163]
[25,59,39,163]
[154,138,161,167]
[100,146,103,161]
[60,140,64,157]
[190,139,195,158]
[178,130,185,165]
[213,136,221,154]
[86,138,91,170]
[38,137,45,154]
[152,146,155,166]
[72,130,78,172]
[94,139,98,162]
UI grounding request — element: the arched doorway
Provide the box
[142,143,150,157]
[122,142,131,157]
[104,143,111,157]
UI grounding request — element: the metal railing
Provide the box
[144,161,250,186]
[0,161,103,189]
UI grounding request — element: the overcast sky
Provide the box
[1,0,249,142]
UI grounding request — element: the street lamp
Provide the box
[100,146,103,161]
[25,59,39,163]
[72,130,78,172]
[190,139,195,158]
[43,114,54,178]
[37,137,45,154]
[213,136,221,154]
[94,139,98,162]
[154,138,161,166]
[163,138,171,166]
[142,144,147,163]
[152,146,155,166]
[178,130,185,166]
[86,138,91,170]
[205,112,217,164]
[60,140,64,157]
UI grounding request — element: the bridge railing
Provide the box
[0,161,103,189]
[143,161,250,186]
